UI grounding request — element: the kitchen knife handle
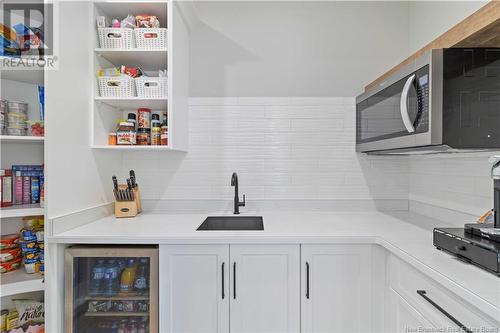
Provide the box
[112,176,118,190]
[222,262,225,299]
[306,262,310,299]
[417,290,472,333]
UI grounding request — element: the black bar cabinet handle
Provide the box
[306,262,310,299]
[233,262,237,299]
[222,262,225,299]
[417,290,472,333]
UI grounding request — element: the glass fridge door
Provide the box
[65,247,158,333]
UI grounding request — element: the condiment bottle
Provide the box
[127,113,137,130]
[151,122,161,146]
[161,126,168,146]
[137,128,150,145]
[116,122,136,145]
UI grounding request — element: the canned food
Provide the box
[7,101,28,112]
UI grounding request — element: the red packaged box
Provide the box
[0,169,13,207]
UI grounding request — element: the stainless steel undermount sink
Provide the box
[197,216,264,231]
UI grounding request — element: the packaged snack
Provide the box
[0,247,21,263]
[0,234,20,250]
[120,65,143,78]
[37,242,44,251]
[87,300,111,313]
[20,240,37,252]
[135,15,160,28]
[22,216,44,229]
[122,300,135,312]
[34,228,44,242]
[97,67,120,77]
[28,121,44,137]
[121,15,136,29]
[0,257,22,273]
[23,256,39,274]
[38,86,45,121]
[14,300,44,326]
[23,250,38,261]
[21,228,36,241]
[5,309,18,330]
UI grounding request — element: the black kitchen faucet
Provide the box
[231,172,246,214]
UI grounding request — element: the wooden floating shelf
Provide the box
[84,312,149,317]
[365,1,500,91]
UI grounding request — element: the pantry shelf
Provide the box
[95,49,168,70]
[94,97,168,110]
[84,295,149,301]
[91,145,176,151]
[0,269,44,297]
[0,204,44,218]
[0,135,44,144]
[84,312,149,317]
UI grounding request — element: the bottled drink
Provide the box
[134,258,148,294]
[120,259,137,294]
[102,259,120,296]
[89,259,106,296]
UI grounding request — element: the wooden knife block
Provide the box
[114,184,142,218]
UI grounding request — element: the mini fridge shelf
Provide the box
[84,295,150,301]
[84,312,149,317]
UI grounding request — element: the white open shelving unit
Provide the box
[0,46,46,312]
[91,0,189,151]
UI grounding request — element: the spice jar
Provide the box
[161,126,168,146]
[108,132,117,145]
[151,123,161,146]
[127,113,137,130]
[136,128,150,145]
[116,122,136,145]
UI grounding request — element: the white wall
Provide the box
[190,1,411,97]
[46,1,121,220]
[408,1,487,53]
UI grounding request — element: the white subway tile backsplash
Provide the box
[122,97,409,205]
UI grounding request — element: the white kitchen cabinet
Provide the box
[301,245,373,333]
[230,245,300,333]
[159,245,229,333]
[387,255,500,332]
[160,244,300,333]
[387,288,435,333]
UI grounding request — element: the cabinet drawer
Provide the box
[388,255,499,331]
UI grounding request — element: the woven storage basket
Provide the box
[135,76,168,98]
[134,28,167,49]
[98,76,136,97]
[98,28,135,49]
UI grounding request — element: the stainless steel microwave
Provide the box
[356,48,500,154]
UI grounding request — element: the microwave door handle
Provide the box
[400,74,416,133]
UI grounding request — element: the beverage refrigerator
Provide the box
[64,246,158,333]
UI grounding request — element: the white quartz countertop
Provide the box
[48,210,500,319]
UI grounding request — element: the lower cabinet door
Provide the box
[301,245,373,333]
[230,244,300,333]
[387,288,435,333]
[159,245,229,333]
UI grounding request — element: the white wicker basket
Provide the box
[98,28,135,49]
[135,76,168,98]
[98,76,136,97]
[134,28,167,49]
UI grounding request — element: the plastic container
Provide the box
[27,120,44,136]
[98,28,135,49]
[135,76,167,98]
[98,75,136,98]
[134,28,167,49]
[7,101,28,113]
[6,128,27,136]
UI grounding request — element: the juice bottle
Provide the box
[88,259,105,296]
[120,259,137,294]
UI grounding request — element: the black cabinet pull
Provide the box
[306,262,310,299]
[417,290,472,333]
[233,262,237,299]
[222,262,225,299]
